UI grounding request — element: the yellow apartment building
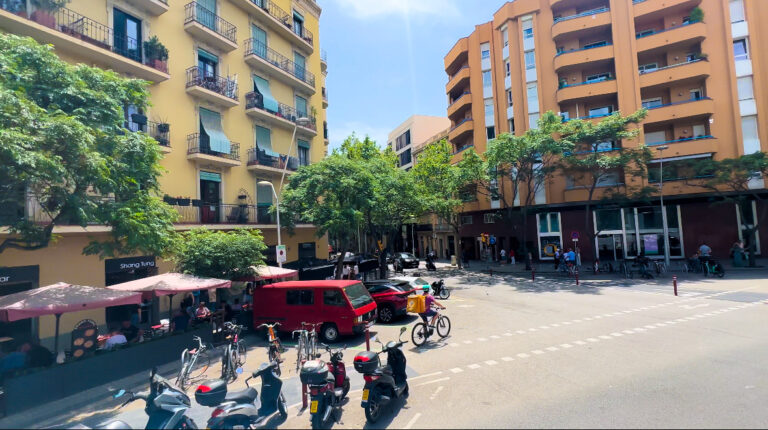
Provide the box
[445,0,768,264]
[0,0,329,346]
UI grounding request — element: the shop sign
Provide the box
[276,245,287,263]
[105,256,156,273]
[643,234,659,254]
[0,265,39,285]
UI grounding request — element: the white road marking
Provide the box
[503,332,513,336]
[501,356,514,362]
[450,367,463,373]
[528,328,538,332]
[516,330,527,334]
[610,333,623,337]
[599,335,612,340]
[645,325,657,329]
[463,340,473,344]
[560,343,573,348]
[680,304,710,310]
[539,325,551,329]
[572,319,582,323]
[410,371,444,381]
[546,346,559,352]
[573,340,587,345]
[586,338,599,343]
[551,323,561,327]
[532,349,545,355]
[467,364,481,370]
[414,377,450,387]
[490,335,501,339]
[477,337,488,342]
[404,412,422,430]
[517,353,530,358]
[622,330,635,334]
[429,386,444,400]
[485,360,499,366]
[562,321,572,325]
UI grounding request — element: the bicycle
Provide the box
[703,258,725,278]
[652,260,667,275]
[411,308,451,347]
[176,335,212,390]
[220,322,247,383]
[259,322,285,375]
[618,260,633,279]
[293,322,321,372]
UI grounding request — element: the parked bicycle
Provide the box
[703,258,725,278]
[293,322,321,372]
[411,308,451,347]
[259,322,285,375]
[176,335,212,390]
[220,322,247,383]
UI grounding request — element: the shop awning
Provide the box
[242,265,298,282]
[199,108,231,154]
[107,273,232,298]
[0,282,143,322]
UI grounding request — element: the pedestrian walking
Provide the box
[500,249,506,264]
[509,248,515,265]
[554,248,561,270]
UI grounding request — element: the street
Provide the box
[20,269,768,429]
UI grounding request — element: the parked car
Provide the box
[392,252,419,269]
[251,280,377,342]
[363,280,416,323]
[391,276,431,294]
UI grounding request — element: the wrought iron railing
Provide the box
[187,133,240,160]
[246,147,298,171]
[244,92,317,131]
[148,121,170,147]
[450,117,473,132]
[243,0,312,45]
[172,203,273,224]
[243,38,315,87]
[185,66,238,100]
[184,2,237,43]
[645,135,714,147]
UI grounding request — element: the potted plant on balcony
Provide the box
[2,0,27,17]
[558,78,567,89]
[163,195,178,205]
[157,122,170,133]
[689,7,703,23]
[31,0,69,28]
[176,196,191,206]
[143,36,169,73]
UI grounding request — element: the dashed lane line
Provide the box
[404,412,422,430]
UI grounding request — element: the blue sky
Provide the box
[320,0,503,150]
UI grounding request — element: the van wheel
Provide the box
[378,305,395,323]
[321,323,339,343]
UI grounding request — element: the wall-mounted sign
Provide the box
[105,256,156,274]
[0,265,39,286]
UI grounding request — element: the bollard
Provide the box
[490,268,493,277]
[365,326,371,351]
[575,272,579,286]
[531,268,535,282]
[302,383,308,409]
[673,275,678,296]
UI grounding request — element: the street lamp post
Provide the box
[656,145,671,267]
[257,117,311,268]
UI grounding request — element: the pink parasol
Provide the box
[247,265,298,281]
[106,273,232,297]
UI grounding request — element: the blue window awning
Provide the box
[199,108,231,154]
[253,75,279,113]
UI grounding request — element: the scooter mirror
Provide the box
[114,389,126,399]
[236,367,243,374]
[399,326,407,335]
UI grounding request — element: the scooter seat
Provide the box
[224,387,258,403]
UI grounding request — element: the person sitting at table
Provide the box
[170,308,190,333]
[25,341,53,368]
[121,320,143,343]
[195,302,212,320]
[105,329,127,349]
[0,343,30,373]
[220,300,234,322]
[232,298,242,312]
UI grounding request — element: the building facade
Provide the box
[444,0,768,263]
[388,115,451,170]
[0,0,328,346]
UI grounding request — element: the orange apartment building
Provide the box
[444,0,768,263]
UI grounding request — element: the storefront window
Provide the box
[637,207,663,230]
[595,209,622,231]
[540,237,561,258]
[537,213,562,259]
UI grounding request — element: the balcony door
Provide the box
[200,171,221,224]
[113,8,142,61]
[197,0,217,31]
[251,24,267,58]
[198,49,218,79]
[294,51,306,81]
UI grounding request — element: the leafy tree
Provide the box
[411,139,475,268]
[0,34,177,257]
[688,152,768,266]
[172,228,266,280]
[559,110,651,259]
[281,152,376,278]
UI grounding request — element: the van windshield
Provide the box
[344,283,375,308]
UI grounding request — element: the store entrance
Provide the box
[200,177,221,224]
[596,234,624,261]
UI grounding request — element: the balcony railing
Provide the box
[559,76,615,88]
[185,66,238,101]
[556,42,613,57]
[450,117,472,131]
[636,21,696,39]
[449,92,471,106]
[244,92,317,131]
[638,58,706,74]
[646,96,712,110]
[563,112,614,122]
[448,65,469,81]
[453,144,474,155]
[127,119,171,147]
[0,4,168,73]
[243,0,313,45]
[322,87,328,102]
[187,133,240,160]
[172,202,274,224]
[244,38,316,87]
[554,7,609,23]
[247,147,298,171]
[645,135,714,147]
[184,2,237,43]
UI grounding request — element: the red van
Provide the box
[251,280,377,342]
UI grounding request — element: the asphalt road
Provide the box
[28,270,768,429]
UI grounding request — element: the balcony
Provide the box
[556,77,617,104]
[634,0,701,20]
[644,135,714,148]
[554,43,613,72]
[552,7,611,40]
[644,97,714,125]
[247,147,299,176]
[321,49,327,72]
[446,66,470,94]
[636,21,705,54]
[184,2,237,52]
[172,202,274,225]
[639,58,709,89]
[186,134,241,167]
[448,118,474,142]
[244,92,316,136]
[131,0,169,16]
[447,92,472,120]
[322,87,328,108]
[0,6,169,83]
[230,0,313,54]
[185,67,239,108]
[445,37,468,73]
[244,38,316,94]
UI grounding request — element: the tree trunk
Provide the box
[522,207,530,270]
[334,238,349,279]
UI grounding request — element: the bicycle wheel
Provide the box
[411,323,428,347]
[268,345,282,376]
[436,316,451,338]
[714,263,725,278]
[184,350,211,388]
[176,349,191,389]
[438,288,450,300]
[296,337,305,371]
[236,341,247,368]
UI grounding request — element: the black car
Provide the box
[393,252,419,269]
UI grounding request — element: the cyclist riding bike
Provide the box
[418,285,446,329]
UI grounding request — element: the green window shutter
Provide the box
[198,49,218,64]
[255,125,273,151]
[253,75,279,113]
[256,182,273,206]
[297,139,310,149]
[250,25,267,58]
[295,96,307,117]
[199,108,230,154]
[196,0,216,30]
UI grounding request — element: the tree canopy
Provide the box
[0,33,177,257]
[172,228,266,280]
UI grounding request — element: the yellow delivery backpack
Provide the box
[406,295,426,313]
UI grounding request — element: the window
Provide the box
[113,8,142,60]
[255,125,272,150]
[481,48,490,59]
[505,60,510,77]
[741,115,760,154]
[482,70,492,87]
[644,130,667,145]
[682,16,690,25]
[524,51,536,70]
[395,130,410,151]
[294,51,306,80]
[733,39,748,61]
[526,83,538,108]
[196,0,217,30]
[690,88,703,100]
[292,10,304,37]
[636,28,655,38]
[586,72,610,82]
[323,290,346,307]
[560,111,570,121]
[539,213,560,233]
[399,148,412,166]
[502,29,509,47]
[730,0,745,23]
[522,19,533,39]
[483,213,496,224]
[295,95,308,118]
[460,215,473,225]
[486,126,495,140]
[583,40,607,49]
[737,76,754,101]
[589,106,613,116]
[507,90,513,107]
[508,119,515,133]
[595,209,622,231]
[198,49,218,79]
[298,142,310,166]
[528,113,539,129]
[250,24,267,57]
[638,63,658,73]
[685,53,697,62]
[641,97,663,109]
[484,98,494,116]
[286,289,314,305]
[593,141,616,152]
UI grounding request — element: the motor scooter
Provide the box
[353,327,409,424]
[430,279,450,299]
[299,343,350,429]
[72,368,197,429]
[425,252,437,272]
[195,361,288,428]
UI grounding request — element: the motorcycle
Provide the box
[299,343,350,429]
[430,279,450,300]
[425,253,437,272]
[353,327,409,424]
[194,361,288,429]
[81,368,197,429]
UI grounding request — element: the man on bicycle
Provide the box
[418,285,446,328]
